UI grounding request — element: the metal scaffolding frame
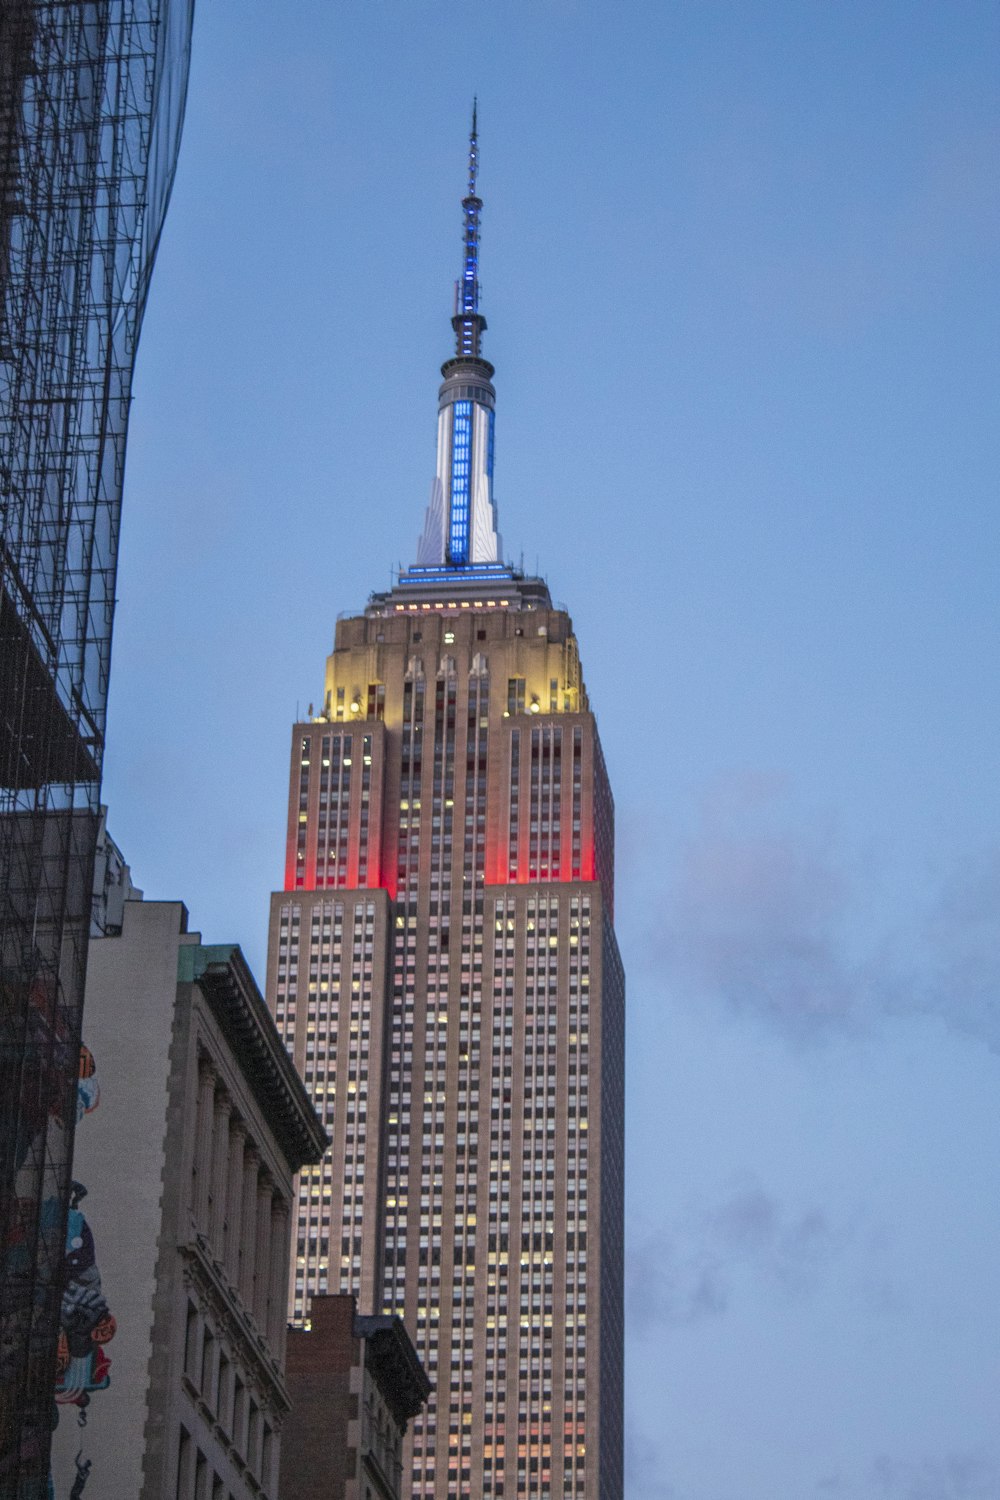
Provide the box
[0,3,193,1493]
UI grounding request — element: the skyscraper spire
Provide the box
[455,98,484,360]
[269,103,624,1499]
[416,105,502,570]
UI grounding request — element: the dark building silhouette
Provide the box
[281,1295,429,1500]
[0,4,193,1491]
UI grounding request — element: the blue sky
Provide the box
[105,4,1000,1497]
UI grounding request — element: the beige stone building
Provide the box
[51,898,327,1500]
[264,118,624,1500]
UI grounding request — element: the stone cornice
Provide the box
[179,942,328,1171]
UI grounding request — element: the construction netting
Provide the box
[0,3,194,1493]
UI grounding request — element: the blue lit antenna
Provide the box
[453,98,486,359]
[415,104,502,571]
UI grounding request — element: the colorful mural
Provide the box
[51,1048,115,1497]
[54,1187,116,1406]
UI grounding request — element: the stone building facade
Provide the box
[50,899,327,1500]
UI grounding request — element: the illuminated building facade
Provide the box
[265,114,624,1500]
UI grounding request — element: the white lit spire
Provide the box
[417,103,502,569]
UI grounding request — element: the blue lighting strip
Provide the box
[463,204,479,314]
[399,563,514,585]
[487,408,495,482]
[449,401,472,564]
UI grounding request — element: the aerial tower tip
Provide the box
[455,103,484,359]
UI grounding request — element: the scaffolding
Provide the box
[0,3,193,1493]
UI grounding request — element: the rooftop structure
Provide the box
[280,1293,430,1500]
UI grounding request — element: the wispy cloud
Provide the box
[625,1426,680,1500]
[871,1451,1000,1500]
[655,777,862,1044]
[653,775,1000,1052]
[901,852,1000,1054]
[624,1433,1000,1500]
[628,1178,848,1330]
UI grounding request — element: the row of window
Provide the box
[277,901,377,1316]
[181,1308,273,1490]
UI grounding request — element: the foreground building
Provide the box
[280,1294,430,1500]
[50,896,327,1500]
[266,115,624,1500]
[0,5,193,1489]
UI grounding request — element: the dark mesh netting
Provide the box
[0,4,193,1493]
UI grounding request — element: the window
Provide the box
[176,1427,191,1500]
[233,1376,246,1447]
[507,678,525,715]
[216,1351,230,1426]
[183,1301,198,1377]
[199,1328,214,1398]
[248,1399,261,1469]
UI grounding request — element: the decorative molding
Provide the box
[178,1239,290,1415]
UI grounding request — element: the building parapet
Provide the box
[354,1314,433,1427]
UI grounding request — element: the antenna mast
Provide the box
[453,98,485,359]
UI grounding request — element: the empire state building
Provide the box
[265,112,624,1500]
